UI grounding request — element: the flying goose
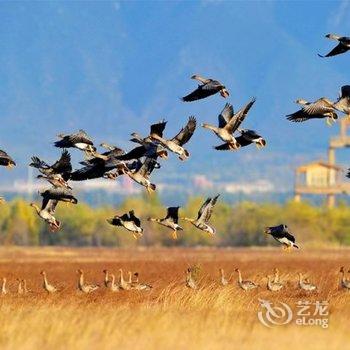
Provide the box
[286,98,338,125]
[40,270,58,294]
[185,268,198,290]
[39,187,78,205]
[264,224,299,251]
[203,99,256,150]
[30,150,72,182]
[37,174,71,189]
[214,129,266,150]
[55,130,96,156]
[149,117,197,160]
[77,269,100,293]
[182,195,220,235]
[30,199,61,232]
[148,206,183,239]
[235,268,258,291]
[318,34,350,58]
[298,273,317,291]
[119,157,158,193]
[334,85,350,118]
[266,275,283,292]
[182,75,229,102]
[339,267,350,290]
[107,210,143,239]
[0,150,16,168]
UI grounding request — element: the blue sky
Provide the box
[0,1,349,189]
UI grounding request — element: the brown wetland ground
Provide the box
[0,246,349,350]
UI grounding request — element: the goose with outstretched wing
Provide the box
[107,210,143,239]
[286,98,338,125]
[150,117,196,160]
[148,206,183,240]
[204,98,256,150]
[182,195,220,235]
[54,130,96,156]
[182,75,229,102]
[318,34,350,58]
[334,85,350,118]
[30,199,61,232]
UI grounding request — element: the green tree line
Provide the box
[0,196,350,247]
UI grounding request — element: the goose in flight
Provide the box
[318,34,350,58]
[148,206,183,239]
[214,129,266,150]
[107,210,143,239]
[30,199,61,232]
[182,75,229,102]
[149,117,197,160]
[286,98,338,125]
[54,130,96,156]
[182,195,219,235]
[264,224,299,251]
[119,157,158,193]
[203,99,256,150]
[39,187,78,205]
[116,135,168,162]
[0,150,16,168]
[334,85,350,118]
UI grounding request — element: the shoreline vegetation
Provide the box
[1,196,350,247]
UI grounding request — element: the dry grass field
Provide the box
[0,247,349,350]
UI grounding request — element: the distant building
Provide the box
[294,118,350,208]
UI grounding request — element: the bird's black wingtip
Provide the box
[317,53,326,58]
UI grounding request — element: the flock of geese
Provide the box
[1,265,350,295]
[0,33,349,246]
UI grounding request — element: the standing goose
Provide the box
[39,187,78,205]
[109,274,121,292]
[77,269,99,293]
[17,279,23,295]
[264,224,299,251]
[54,130,96,156]
[182,75,229,102]
[273,268,280,283]
[185,268,198,290]
[131,272,152,291]
[334,85,350,118]
[182,195,220,235]
[203,99,256,150]
[219,268,229,286]
[1,277,7,295]
[40,271,58,294]
[318,34,350,58]
[266,275,283,292]
[0,150,16,168]
[107,210,143,239]
[150,117,197,161]
[30,150,72,182]
[235,268,258,291]
[103,269,111,288]
[298,273,317,291]
[118,269,131,290]
[30,199,61,232]
[286,98,338,125]
[148,206,183,240]
[339,267,350,290]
